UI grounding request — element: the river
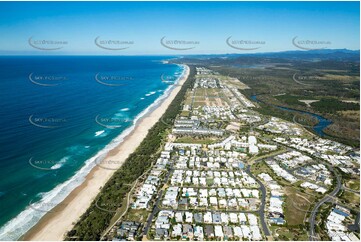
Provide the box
[250,95,332,137]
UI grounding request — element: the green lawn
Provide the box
[271,225,309,241]
[339,190,360,210]
[346,178,360,191]
[284,186,315,226]
[175,136,221,144]
[124,209,149,223]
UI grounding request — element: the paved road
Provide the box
[100,168,151,240]
[282,163,329,190]
[333,202,360,213]
[245,165,271,236]
[143,163,173,235]
[342,186,360,195]
[308,169,342,241]
[143,190,163,235]
[143,163,270,237]
[171,208,259,213]
[272,141,344,240]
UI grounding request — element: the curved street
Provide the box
[246,165,271,237]
[308,168,342,241]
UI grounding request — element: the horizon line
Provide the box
[0,48,360,57]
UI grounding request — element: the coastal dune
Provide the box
[23,65,190,241]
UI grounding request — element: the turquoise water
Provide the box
[0,56,184,240]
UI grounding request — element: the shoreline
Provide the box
[22,64,190,241]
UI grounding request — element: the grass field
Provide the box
[339,190,360,211]
[251,160,318,240]
[284,187,316,225]
[271,225,309,241]
[124,209,149,223]
[175,136,221,144]
[345,178,360,191]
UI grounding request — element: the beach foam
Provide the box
[0,64,187,240]
[145,91,156,96]
[95,130,105,137]
[50,156,69,170]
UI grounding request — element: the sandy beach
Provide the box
[23,64,190,241]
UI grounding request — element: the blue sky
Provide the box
[0,1,359,55]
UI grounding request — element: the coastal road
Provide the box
[245,165,271,237]
[308,169,342,241]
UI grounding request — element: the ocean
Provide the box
[0,56,184,240]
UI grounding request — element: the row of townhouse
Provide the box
[231,88,255,108]
[170,169,258,188]
[155,210,262,240]
[258,117,303,135]
[275,150,312,168]
[295,164,333,186]
[274,137,358,174]
[265,159,298,183]
[258,173,286,225]
[172,127,224,136]
[326,206,359,241]
[162,186,260,210]
[201,106,236,120]
[171,223,262,241]
[300,182,327,194]
[133,157,168,209]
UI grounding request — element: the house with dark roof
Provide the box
[204,225,214,238]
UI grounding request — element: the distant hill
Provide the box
[180,49,360,62]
